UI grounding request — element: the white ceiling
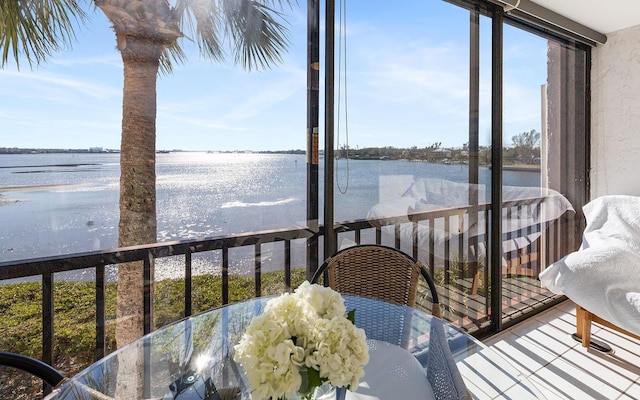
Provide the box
[530,0,640,34]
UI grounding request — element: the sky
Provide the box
[0,1,548,152]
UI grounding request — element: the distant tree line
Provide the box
[504,129,541,164]
[0,147,113,154]
[335,130,541,165]
[2,130,540,164]
[256,149,306,155]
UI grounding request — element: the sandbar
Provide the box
[0,183,81,193]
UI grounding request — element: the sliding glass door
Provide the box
[321,0,589,335]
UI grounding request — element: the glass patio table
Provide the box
[46,295,546,400]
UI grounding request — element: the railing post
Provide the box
[185,249,193,317]
[42,271,54,395]
[95,264,106,360]
[254,243,262,296]
[444,217,451,286]
[143,252,153,335]
[284,240,292,291]
[222,247,229,304]
[41,272,54,363]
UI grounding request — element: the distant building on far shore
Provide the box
[89,147,104,153]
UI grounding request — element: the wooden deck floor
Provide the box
[417,275,561,335]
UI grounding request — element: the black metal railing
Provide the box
[0,196,572,369]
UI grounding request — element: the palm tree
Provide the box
[2,0,293,348]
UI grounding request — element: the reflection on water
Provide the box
[0,152,309,268]
[0,152,543,278]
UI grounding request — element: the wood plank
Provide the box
[417,276,560,334]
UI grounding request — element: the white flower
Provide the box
[294,281,346,319]
[234,281,369,400]
[306,317,369,391]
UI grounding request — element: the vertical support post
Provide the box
[490,7,504,331]
[306,0,321,281]
[469,7,480,190]
[324,0,336,260]
[540,84,549,269]
[469,6,481,295]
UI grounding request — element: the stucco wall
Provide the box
[591,24,640,197]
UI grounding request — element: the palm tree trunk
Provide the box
[116,35,163,349]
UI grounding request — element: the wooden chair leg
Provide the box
[471,269,480,295]
[576,304,592,348]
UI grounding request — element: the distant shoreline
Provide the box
[0,163,100,169]
[0,148,306,155]
[0,184,82,205]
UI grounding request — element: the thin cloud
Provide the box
[327,13,547,148]
[160,114,247,131]
[356,39,468,101]
[158,64,305,133]
[0,70,120,100]
[223,78,303,122]
[51,54,121,68]
[336,18,471,123]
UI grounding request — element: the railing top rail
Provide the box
[0,226,316,280]
[0,194,558,281]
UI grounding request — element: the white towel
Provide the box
[539,195,640,335]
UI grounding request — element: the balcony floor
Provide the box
[429,275,561,333]
[480,299,640,399]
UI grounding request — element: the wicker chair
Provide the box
[312,245,471,400]
[0,352,239,400]
[311,244,442,317]
[0,351,65,398]
[425,317,473,400]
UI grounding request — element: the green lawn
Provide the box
[0,269,308,376]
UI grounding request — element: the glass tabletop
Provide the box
[46,295,546,399]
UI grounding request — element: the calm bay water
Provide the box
[0,152,540,278]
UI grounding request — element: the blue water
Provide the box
[0,152,541,276]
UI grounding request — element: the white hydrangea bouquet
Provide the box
[233,281,369,400]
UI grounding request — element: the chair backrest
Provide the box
[311,244,441,317]
[0,351,66,397]
[425,318,472,400]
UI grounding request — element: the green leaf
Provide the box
[347,309,356,324]
[306,367,323,391]
[298,366,322,397]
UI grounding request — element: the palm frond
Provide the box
[159,41,187,75]
[0,0,87,69]
[173,0,293,71]
[173,0,226,63]
[225,0,292,71]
